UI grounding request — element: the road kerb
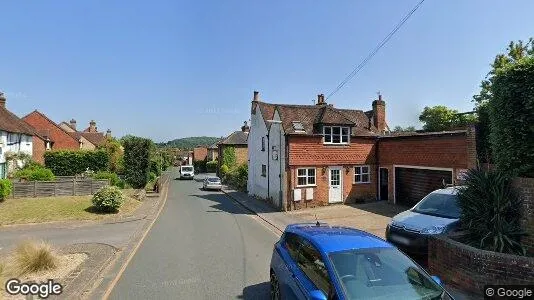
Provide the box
[221,189,283,235]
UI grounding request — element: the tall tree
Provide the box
[419,106,476,132]
[392,125,417,132]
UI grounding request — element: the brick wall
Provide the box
[23,112,79,150]
[429,234,534,295]
[288,136,376,166]
[235,146,248,166]
[378,132,469,169]
[193,147,208,162]
[288,165,377,209]
[513,177,534,255]
[32,136,46,164]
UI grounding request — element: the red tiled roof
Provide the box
[0,106,36,135]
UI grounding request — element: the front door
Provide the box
[380,168,389,201]
[328,167,343,203]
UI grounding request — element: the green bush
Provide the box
[222,147,237,169]
[193,160,207,173]
[220,164,230,178]
[225,163,248,192]
[150,160,162,176]
[44,150,109,176]
[91,186,124,213]
[0,179,12,201]
[93,171,121,187]
[148,172,156,183]
[206,160,217,173]
[123,137,151,189]
[457,168,526,255]
[489,57,534,178]
[14,164,55,181]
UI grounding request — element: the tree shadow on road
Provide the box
[188,193,255,215]
[237,282,270,300]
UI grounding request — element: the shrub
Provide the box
[206,160,217,173]
[0,179,12,201]
[220,164,230,178]
[13,240,58,275]
[44,150,109,176]
[489,57,534,178]
[193,160,207,173]
[150,160,162,176]
[148,172,156,183]
[91,186,124,213]
[222,147,237,168]
[94,171,121,187]
[14,164,55,181]
[226,163,248,191]
[123,137,151,189]
[457,168,526,255]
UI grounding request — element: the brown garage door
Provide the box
[395,167,452,207]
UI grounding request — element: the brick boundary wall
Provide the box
[513,177,534,255]
[428,234,534,296]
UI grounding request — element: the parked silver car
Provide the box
[386,187,462,254]
[202,177,222,190]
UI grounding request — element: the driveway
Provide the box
[286,202,406,238]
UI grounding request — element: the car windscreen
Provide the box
[329,247,448,300]
[207,178,220,183]
[181,167,193,172]
[412,193,460,219]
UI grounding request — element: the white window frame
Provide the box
[323,126,350,145]
[354,165,371,184]
[297,168,316,187]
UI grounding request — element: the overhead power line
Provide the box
[326,0,426,100]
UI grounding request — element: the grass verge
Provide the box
[0,192,141,225]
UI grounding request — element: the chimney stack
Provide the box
[372,94,386,134]
[106,129,112,138]
[69,119,77,130]
[0,92,6,108]
[316,94,326,105]
[241,121,250,132]
[253,91,259,102]
[89,120,97,133]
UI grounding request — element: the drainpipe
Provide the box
[267,134,270,201]
[375,137,380,201]
[279,124,282,209]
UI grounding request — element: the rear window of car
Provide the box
[207,178,220,182]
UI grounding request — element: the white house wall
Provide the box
[247,104,269,199]
[267,110,286,209]
[0,131,33,177]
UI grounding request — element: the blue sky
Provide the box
[1,1,534,142]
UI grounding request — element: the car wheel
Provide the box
[270,272,281,300]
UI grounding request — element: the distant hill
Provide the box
[158,136,220,149]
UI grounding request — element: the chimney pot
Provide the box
[241,121,250,132]
[0,92,6,107]
[69,118,77,130]
[316,94,326,105]
[253,91,259,102]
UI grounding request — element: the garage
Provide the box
[394,166,453,207]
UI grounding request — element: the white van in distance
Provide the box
[179,165,195,180]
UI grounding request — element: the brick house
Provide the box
[0,94,44,177]
[217,122,249,173]
[59,119,109,149]
[193,147,208,162]
[247,91,477,211]
[23,111,81,151]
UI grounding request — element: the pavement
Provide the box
[107,172,280,299]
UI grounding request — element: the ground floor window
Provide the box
[297,168,316,186]
[0,163,5,179]
[354,165,370,183]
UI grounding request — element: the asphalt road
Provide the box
[109,172,280,300]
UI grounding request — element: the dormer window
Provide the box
[323,126,350,144]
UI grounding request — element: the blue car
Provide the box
[270,223,453,300]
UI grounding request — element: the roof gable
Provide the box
[0,107,36,135]
[219,131,248,145]
[316,106,356,125]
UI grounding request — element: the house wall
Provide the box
[267,111,287,209]
[32,135,46,164]
[193,147,208,162]
[23,112,79,150]
[207,149,218,161]
[80,136,96,150]
[247,102,269,199]
[0,131,33,176]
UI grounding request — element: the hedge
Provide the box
[93,171,121,187]
[489,57,534,178]
[206,160,217,173]
[225,163,248,192]
[44,150,109,176]
[14,166,55,181]
[123,137,151,189]
[193,160,207,173]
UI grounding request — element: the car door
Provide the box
[295,237,334,299]
[276,233,307,300]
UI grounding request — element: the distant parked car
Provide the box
[386,187,462,255]
[202,177,222,190]
[179,165,195,180]
[270,223,452,300]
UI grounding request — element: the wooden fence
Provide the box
[12,178,109,199]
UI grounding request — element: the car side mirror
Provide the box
[431,275,442,285]
[309,290,327,300]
